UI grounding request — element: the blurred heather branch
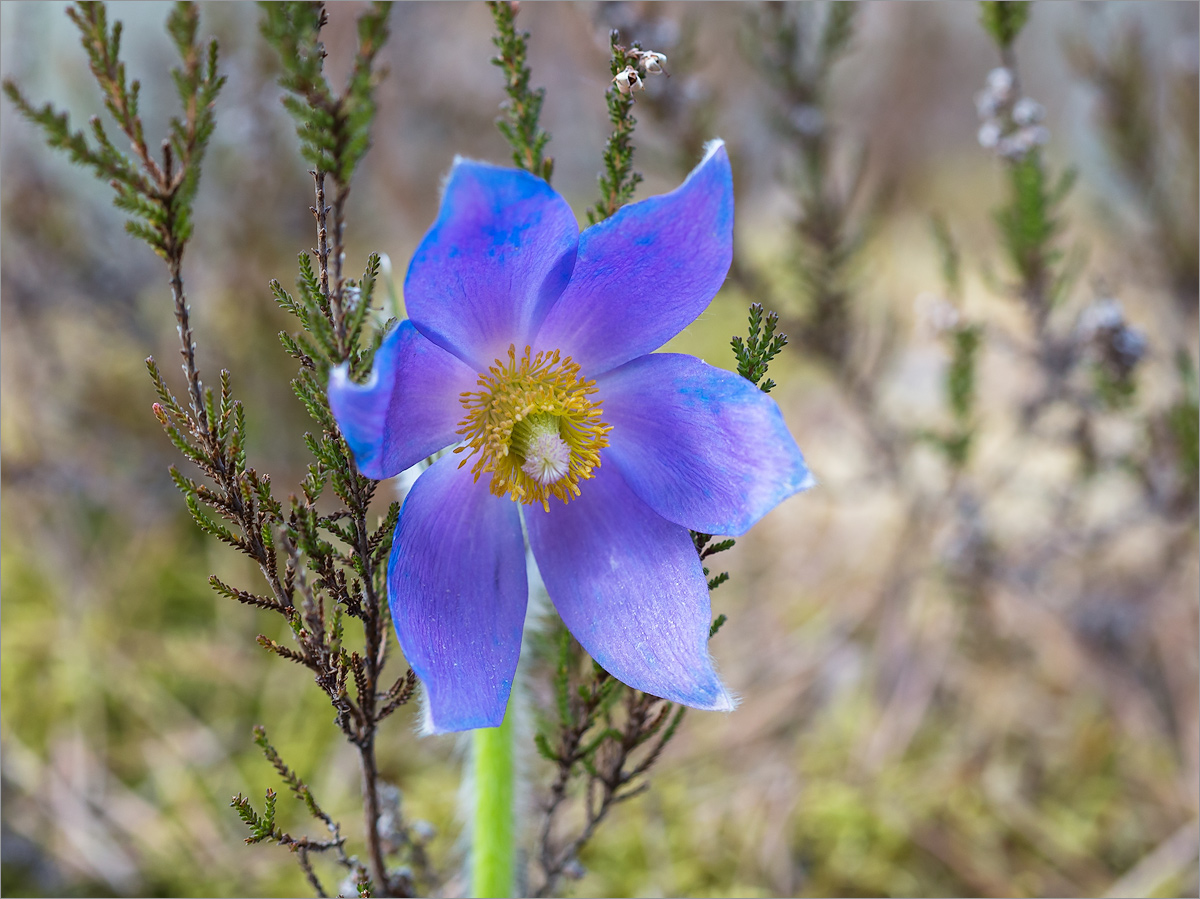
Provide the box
[993,153,1079,328]
[979,1,1031,53]
[915,218,982,470]
[743,1,866,372]
[1165,352,1200,500]
[1065,15,1199,310]
[972,4,1095,438]
[4,1,223,459]
[1058,11,1199,520]
[738,2,911,486]
[918,0,1199,677]
[970,2,1176,533]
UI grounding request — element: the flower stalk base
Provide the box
[471,712,516,898]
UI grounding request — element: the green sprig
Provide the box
[488,0,553,182]
[588,31,644,224]
[232,789,281,845]
[993,154,1078,315]
[3,1,224,259]
[1168,351,1200,495]
[731,302,790,393]
[979,1,1031,51]
[259,1,391,186]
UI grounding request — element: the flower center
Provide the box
[456,345,611,510]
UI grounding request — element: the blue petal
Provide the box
[525,462,733,710]
[598,353,814,536]
[328,322,478,480]
[533,141,733,375]
[405,159,579,371]
[389,455,528,733]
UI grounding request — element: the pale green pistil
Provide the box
[511,412,571,485]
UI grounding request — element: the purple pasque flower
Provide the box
[329,141,812,734]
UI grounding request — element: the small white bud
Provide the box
[986,66,1015,101]
[1012,97,1044,126]
[612,65,644,96]
[638,50,668,75]
[978,120,1002,150]
[974,89,1000,120]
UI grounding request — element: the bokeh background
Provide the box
[2,2,1197,896]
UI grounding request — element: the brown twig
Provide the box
[305,170,405,898]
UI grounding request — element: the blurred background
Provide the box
[1,2,1197,896]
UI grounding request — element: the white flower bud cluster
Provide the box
[975,67,1049,162]
[631,48,667,75]
[612,66,643,96]
[612,48,669,98]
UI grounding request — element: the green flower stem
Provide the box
[472,711,516,898]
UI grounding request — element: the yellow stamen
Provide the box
[455,345,611,510]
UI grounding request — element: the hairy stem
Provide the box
[472,713,516,898]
